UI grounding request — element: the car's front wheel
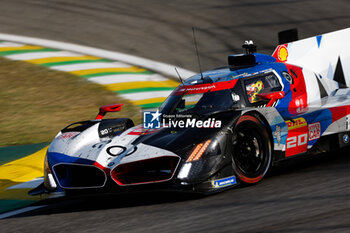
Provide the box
[231,115,272,184]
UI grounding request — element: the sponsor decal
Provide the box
[211,176,236,188]
[173,80,238,96]
[178,85,216,93]
[57,132,79,140]
[285,117,307,130]
[273,125,282,146]
[100,128,112,136]
[278,45,288,62]
[308,122,321,140]
[232,94,240,101]
[346,116,350,130]
[231,73,248,79]
[285,117,308,157]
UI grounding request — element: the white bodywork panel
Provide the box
[273,28,350,86]
[48,123,178,170]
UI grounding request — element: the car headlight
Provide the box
[177,140,212,180]
[43,153,57,190]
[186,140,211,162]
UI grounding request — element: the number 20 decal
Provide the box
[286,133,308,148]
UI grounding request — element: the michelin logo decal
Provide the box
[211,176,237,188]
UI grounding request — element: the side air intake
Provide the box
[53,163,107,189]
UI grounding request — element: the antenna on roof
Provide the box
[174,67,184,84]
[192,27,204,80]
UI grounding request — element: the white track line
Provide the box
[88,74,168,84]
[0,41,25,47]
[0,206,46,219]
[120,90,173,101]
[0,33,196,78]
[51,61,131,71]
[6,51,81,60]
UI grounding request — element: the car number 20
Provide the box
[286,133,308,148]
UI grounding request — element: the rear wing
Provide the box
[272,28,350,87]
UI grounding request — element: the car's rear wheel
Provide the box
[232,115,272,184]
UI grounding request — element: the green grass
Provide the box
[0,57,141,146]
[0,142,49,165]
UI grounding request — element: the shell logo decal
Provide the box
[277,45,288,62]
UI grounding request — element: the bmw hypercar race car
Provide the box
[31,28,350,195]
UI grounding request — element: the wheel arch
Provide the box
[241,110,274,154]
[232,112,273,184]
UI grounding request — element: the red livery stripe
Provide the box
[94,161,110,174]
[285,64,308,114]
[329,105,350,122]
[173,80,238,96]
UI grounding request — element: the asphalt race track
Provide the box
[1,0,350,232]
[2,0,350,71]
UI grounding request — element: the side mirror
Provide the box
[96,104,123,120]
[256,91,285,107]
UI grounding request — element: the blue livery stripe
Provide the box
[47,152,95,166]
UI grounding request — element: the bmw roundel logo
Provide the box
[343,134,349,143]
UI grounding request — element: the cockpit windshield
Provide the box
[159,71,283,115]
[159,80,243,115]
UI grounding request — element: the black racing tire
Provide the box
[231,115,272,184]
